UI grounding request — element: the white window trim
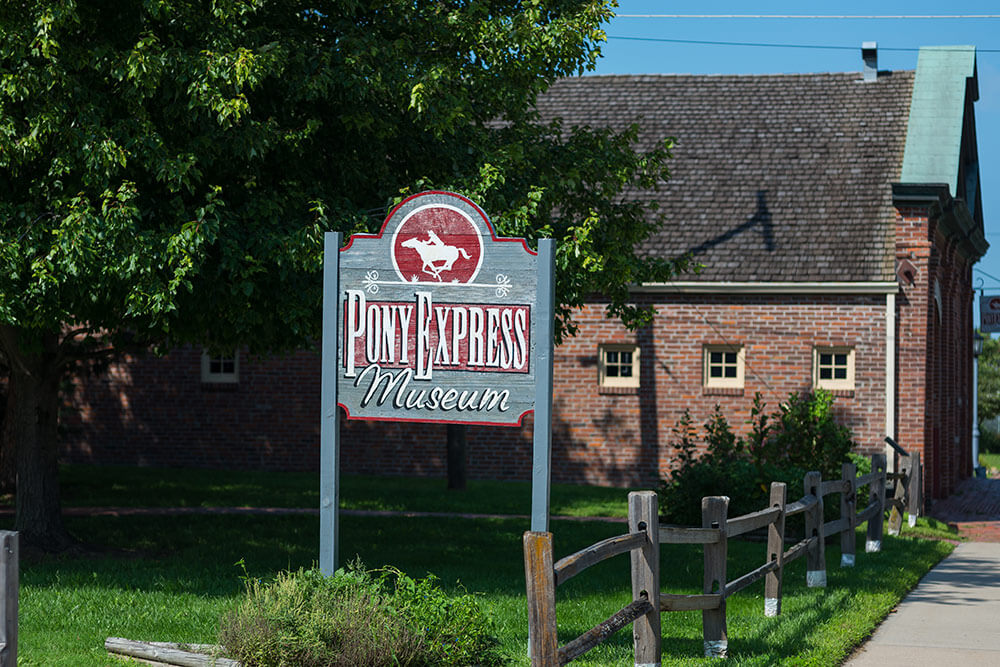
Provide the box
[201,350,239,384]
[703,344,745,389]
[813,346,855,391]
[598,343,640,389]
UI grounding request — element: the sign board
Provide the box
[981,295,1000,333]
[319,191,555,574]
[337,191,538,425]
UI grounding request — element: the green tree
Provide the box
[0,1,684,550]
[978,333,1000,425]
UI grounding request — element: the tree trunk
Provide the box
[0,326,74,551]
[446,423,467,490]
[0,369,12,495]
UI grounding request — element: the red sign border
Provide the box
[337,190,537,427]
[340,190,538,257]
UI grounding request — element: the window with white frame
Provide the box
[201,350,239,384]
[598,344,640,388]
[703,345,744,389]
[813,347,854,391]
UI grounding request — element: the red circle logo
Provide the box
[391,204,484,284]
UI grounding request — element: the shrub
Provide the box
[980,426,1000,454]
[659,391,856,525]
[220,563,504,667]
[771,390,856,480]
[848,452,872,476]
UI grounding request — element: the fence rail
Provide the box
[524,452,924,665]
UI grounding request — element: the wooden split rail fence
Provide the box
[524,453,921,666]
[885,443,922,537]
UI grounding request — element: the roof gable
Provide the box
[901,45,977,197]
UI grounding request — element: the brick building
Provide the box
[62,45,987,500]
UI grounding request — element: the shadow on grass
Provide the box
[5,510,953,666]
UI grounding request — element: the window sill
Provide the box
[820,388,855,398]
[598,385,640,396]
[201,382,240,392]
[703,386,744,396]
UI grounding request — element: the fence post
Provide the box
[0,531,17,667]
[840,462,857,567]
[887,455,909,536]
[867,454,886,553]
[803,471,826,587]
[524,531,558,667]
[702,496,729,658]
[908,452,922,527]
[629,491,661,667]
[764,482,786,617]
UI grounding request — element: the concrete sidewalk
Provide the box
[845,541,1000,665]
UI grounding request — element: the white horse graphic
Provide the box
[401,230,472,281]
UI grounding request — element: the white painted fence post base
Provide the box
[764,598,779,617]
[806,570,827,588]
[704,640,728,658]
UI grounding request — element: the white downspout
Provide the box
[886,292,896,471]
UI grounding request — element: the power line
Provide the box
[606,35,1000,53]
[615,14,1000,20]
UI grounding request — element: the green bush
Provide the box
[219,564,504,667]
[659,391,856,525]
[771,390,856,480]
[980,426,1000,454]
[848,452,872,476]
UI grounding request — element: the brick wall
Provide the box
[58,206,975,499]
[62,292,889,489]
[895,204,975,500]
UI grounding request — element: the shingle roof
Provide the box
[534,71,915,282]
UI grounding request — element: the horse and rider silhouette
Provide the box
[401,230,472,281]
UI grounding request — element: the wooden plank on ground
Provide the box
[104,638,240,667]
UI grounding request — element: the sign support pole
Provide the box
[531,239,555,533]
[320,232,342,575]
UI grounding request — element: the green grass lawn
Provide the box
[2,466,956,665]
[980,451,1000,475]
[54,464,633,518]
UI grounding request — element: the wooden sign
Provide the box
[981,295,1000,333]
[319,191,556,573]
[337,191,538,426]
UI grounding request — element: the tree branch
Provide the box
[60,326,100,347]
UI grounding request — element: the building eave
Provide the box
[631,281,900,295]
[891,182,989,260]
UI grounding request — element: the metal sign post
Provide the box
[320,192,555,573]
[320,232,341,575]
[531,239,555,533]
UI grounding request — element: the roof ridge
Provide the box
[560,70,915,80]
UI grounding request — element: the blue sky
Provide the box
[593,1,1000,316]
